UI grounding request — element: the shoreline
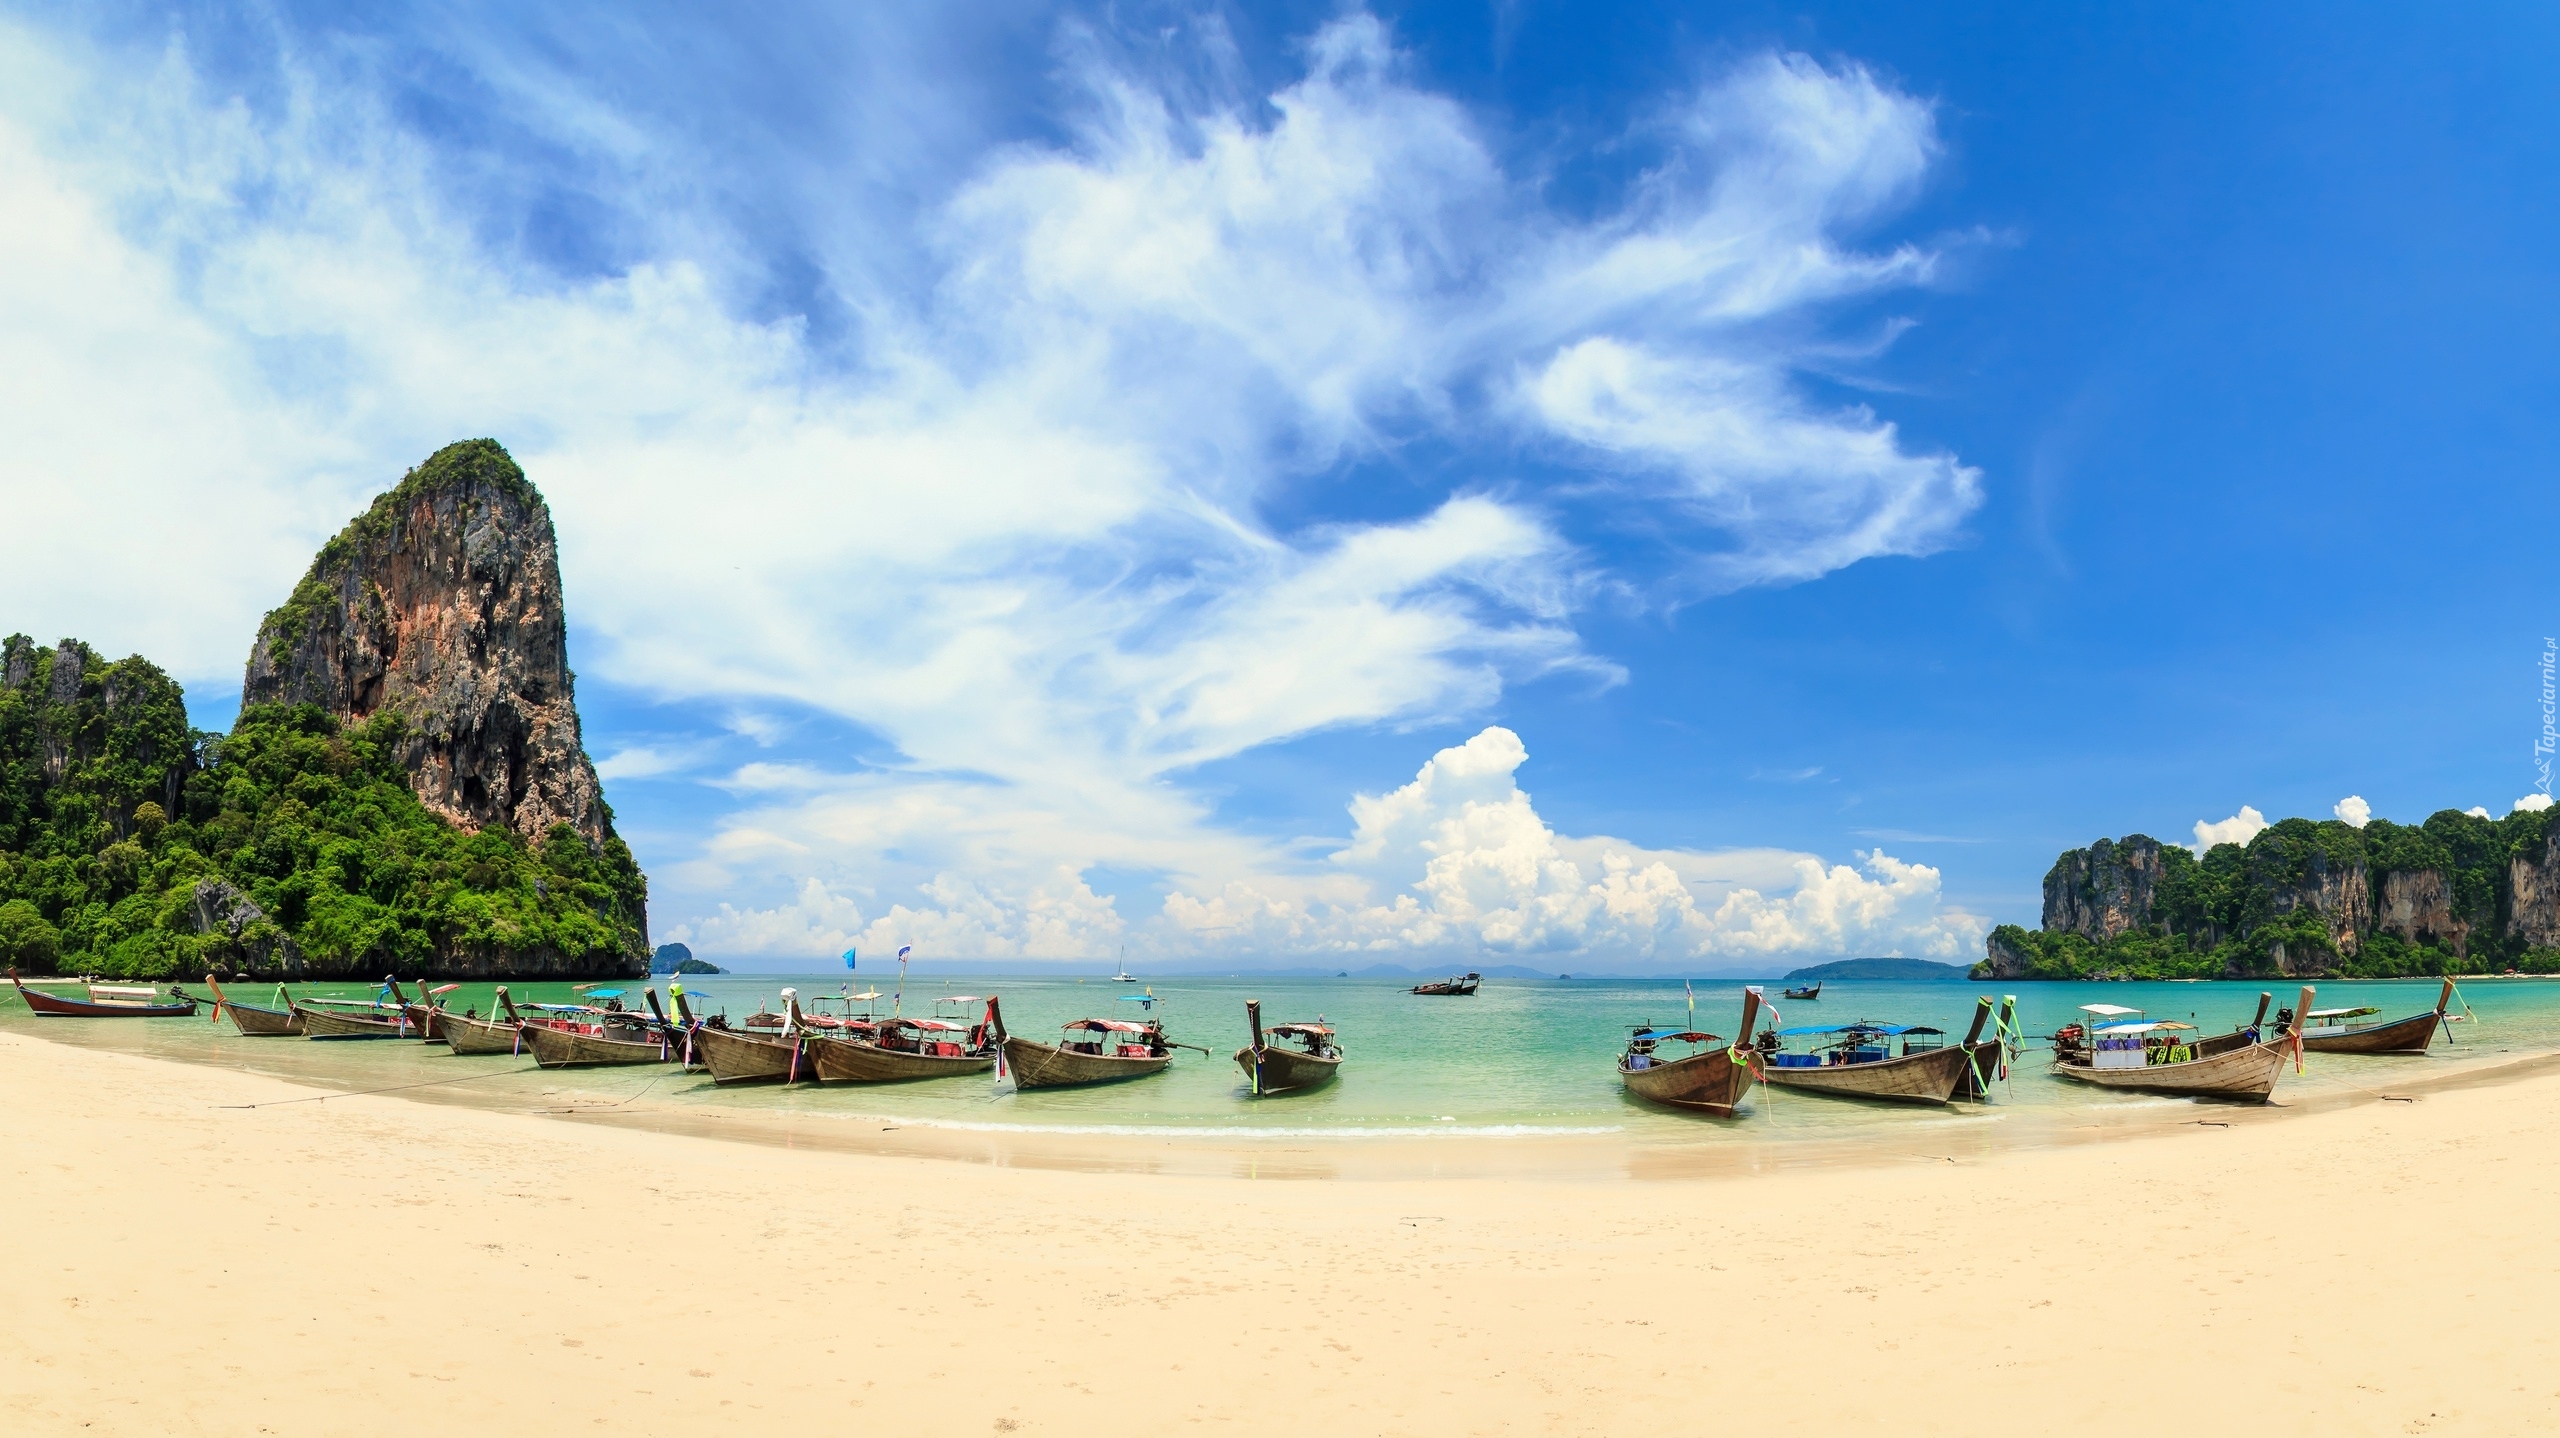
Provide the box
[11,1014,2560,1180]
[8,1028,2559,1433]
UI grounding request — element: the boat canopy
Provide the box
[1631,1028,1722,1044]
[937,995,984,1003]
[1773,1023,1945,1037]
[1064,1018,1156,1034]
[881,1017,968,1033]
[2305,1006,2382,1019]
[1269,1023,1333,1037]
[2079,1003,2143,1016]
[581,989,627,999]
[2091,1020,2196,1035]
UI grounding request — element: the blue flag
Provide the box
[842,948,857,970]
[898,945,912,960]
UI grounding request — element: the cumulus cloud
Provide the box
[0,10,1985,961]
[2466,806,2493,819]
[2192,805,2270,854]
[1155,726,1983,962]
[2519,794,2555,813]
[2333,795,2371,828]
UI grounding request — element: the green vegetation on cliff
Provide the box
[0,635,647,979]
[1980,808,2560,981]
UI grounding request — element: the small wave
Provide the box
[792,1110,1623,1139]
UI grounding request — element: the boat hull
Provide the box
[11,982,196,1019]
[2301,1010,2441,1055]
[1234,1044,1341,1096]
[806,1037,993,1083]
[1955,1039,2005,1099]
[442,1012,528,1056]
[521,1024,675,1069]
[691,1025,817,1085]
[2052,1037,2292,1101]
[400,1004,451,1043]
[296,1006,411,1039]
[221,1001,303,1036]
[1002,1035,1171,1089]
[1619,1046,1756,1116]
[1762,1044,1974,1105]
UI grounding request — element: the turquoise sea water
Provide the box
[12,972,2560,1151]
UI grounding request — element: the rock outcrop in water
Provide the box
[243,439,612,848]
[1980,807,2560,980]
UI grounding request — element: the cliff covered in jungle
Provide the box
[1977,808,2560,981]
[0,441,648,981]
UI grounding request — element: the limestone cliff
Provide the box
[2042,836,2167,943]
[1983,807,2560,980]
[242,439,612,848]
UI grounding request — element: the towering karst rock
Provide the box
[242,439,614,847]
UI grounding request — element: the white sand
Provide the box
[4,1029,2554,1436]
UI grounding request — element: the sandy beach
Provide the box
[5,1030,2555,1436]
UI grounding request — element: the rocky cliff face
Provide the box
[1995,808,2560,979]
[2376,868,2469,957]
[2042,836,2165,943]
[242,439,612,848]
[2512,832,2560,950]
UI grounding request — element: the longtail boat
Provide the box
[519,988,679,1068]
[204,973,301,1035]
[1409,971,1480,996]
[1618,987,1764,1116]
[1782,980,1822,1001]
[989,996,1184,1089]
[2049,987,2310,1102]
[807,1000,997,1083]
[442,987,530,1056]
[292,978,415,1038]
[2298,978,2457,1054]
[1753,1018,1977,1105]
[8,967,197,1018]
[1954,994,2017,1100]
[1234,999,1341,1096]
[692,990,824,1085]
[393,979,461,1043]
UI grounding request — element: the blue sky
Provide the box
[3,3,2553,971]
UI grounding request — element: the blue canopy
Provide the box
[1774,1022,1943,1037]
[582,989,627,999]
[1632,1029,1720,1043]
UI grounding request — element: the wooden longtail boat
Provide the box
[1409,971,1481,996]
[1954,995,2017,1101]
[292,979,414,1038]
[1782,980,1822,1001]
[520,1014,677,1068]
[692,990,824,1085]
[442,987,529,1056]
[807,1003,997,1083]
[8,968,198,1018]
[390,979,462,1043]
[2049,987,2311,1102]
[1618,987,1763,1116]
[204,973,301,1035]
[1234,999,1341,1096]
[2298,978,2456,1055]
[989,996,1181,1089]
[1754,1018,1977,1105]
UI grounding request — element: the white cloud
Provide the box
[1156,726,1983,963]
[2518,794,2554,813]
[2192,805,2270,854]
[2466,806,2493,819]
[2333,795,2371,828]
[0,12,1984,960]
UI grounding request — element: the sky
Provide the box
[2,2,2554,973]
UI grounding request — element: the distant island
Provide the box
[1979,807,2560,981]
[1779,958,1970,982]
[650,943,723,975]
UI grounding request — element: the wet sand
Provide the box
[5,1028,2556,1435]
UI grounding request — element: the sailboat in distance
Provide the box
[1112,945,1139,982]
